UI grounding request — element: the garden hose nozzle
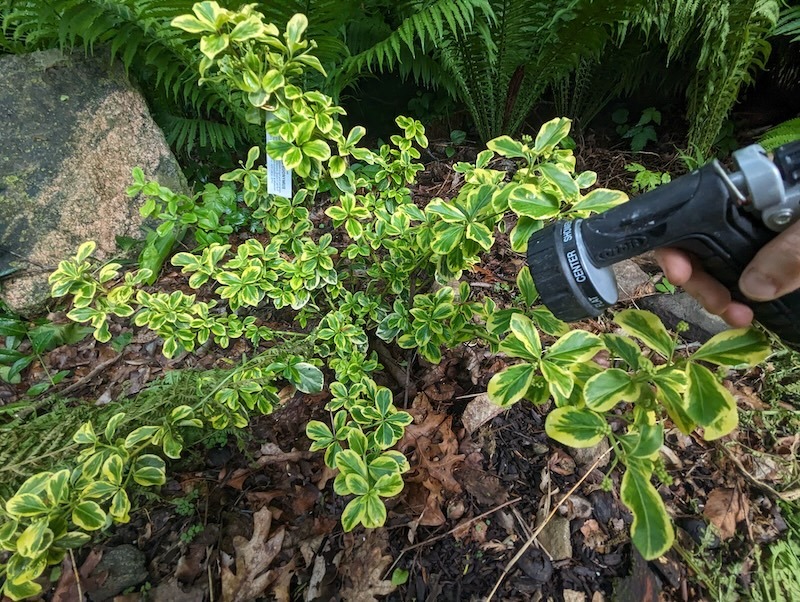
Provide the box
[526,141,800,345]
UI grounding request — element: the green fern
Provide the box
[759,117,800,151]
[629,0,780,156]
[774,3,800,41]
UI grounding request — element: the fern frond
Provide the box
[774,3,800,41]
[339,0,494,94]
[759,117,800,150]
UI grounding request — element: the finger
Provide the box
[680,267,734,316]
[740,220,800,301]
[719,302,754,328]
[654,247,693,285]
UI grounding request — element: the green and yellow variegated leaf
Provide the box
[702,404,739,441]
[584,368,639,411]
[545,407,608,448]
[540,359,574,403]
[614,310,674,359]
[652,367,694,434]
[487,135,526,158]
[516,267,538,306]
[530,306,569,337]
[508,186,561,219]
[602,333,643,369]
[16,520,53,559]
[72,501,106,531]
[510,216,544,253]
[534,118,571,154]
[487,363,536,407]
[509,313,541,359]
[543,330,603,365]
[570,189,628,214]
[691,328,771,367]
[539,163,579,200]
[685,363,737,429]
[620,465,674,559]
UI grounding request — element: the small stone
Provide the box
[613,260,654,301]
[571,438,611,469]
[88,544,148,601]
[563,590,586,602]
[638,292,728,343]
[536,512,572,561]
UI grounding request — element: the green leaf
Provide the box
[653,368,695,434]
[487,363,536,408]
[285,13,308,46]
[465,222,494,250]
[294,362,324,393]
[620,466,674,559]
[530,306,569,337]
[101,455,124,486]
[584,369,639,411]
[540,359,574,403]
[3,576,43,600]
[303,139,332,161]
[16,520,53,558]
[486,135,526,158]
[539,163,579,199]
[571,189,628,214]
[75,241,96,263]
[614,310,674,359]
[109,489,131,523]
[392,568,410,586]
[16,472,52,496]
[81,481,119,500]
[55,532,91,549]
[685,363,736,430]
[72,501,106,531]
[335,449,369,481]
[200,33,229,60]
[132,455,166,487]
[516,267,538,306]
[124,425,161,449]
[544,330,603,365]
[306,420,334,448]
[46,470,71,505]
[602,333,643,369]
[691,328,771,367]
[373,473,404,498]
[627,423,664,459]
[6,493,49,518]
[430,222,465,254]
[545,407,608,448]
[341,496,367,532]
[73,421,97,445]
[104,413,126,442]
[509,313,541,359]
[229,15,263,41]
[534,118,571,153]
[508,186,560,219]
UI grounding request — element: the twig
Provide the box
[57,353,122,396]
[68,549,83,601]
[485,447,612,601]
[384,496,522,579]
[720,443,800,501]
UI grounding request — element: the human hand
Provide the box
[654,220,800,328]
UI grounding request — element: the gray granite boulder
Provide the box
[0,49,188,316]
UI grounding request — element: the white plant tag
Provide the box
[265,119,292,199]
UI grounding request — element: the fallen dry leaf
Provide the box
[580,519,608,552]
[221,506,286,602]
[339,530,397,602]
[52,549,103,602]
[703,487,747,541]
[461,392,506,433]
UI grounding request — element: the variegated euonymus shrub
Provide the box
[487,310,771,559]
[0,2,774,597]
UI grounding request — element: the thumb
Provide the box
[740,220,800,301]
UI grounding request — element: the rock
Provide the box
[612,260,654,302]
[88,544,149,601]
[0,49,188,316]
[637,292,728,343]
[536,511,572,561]
[571,437,611,469]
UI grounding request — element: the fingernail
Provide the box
[740,270,779,301]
